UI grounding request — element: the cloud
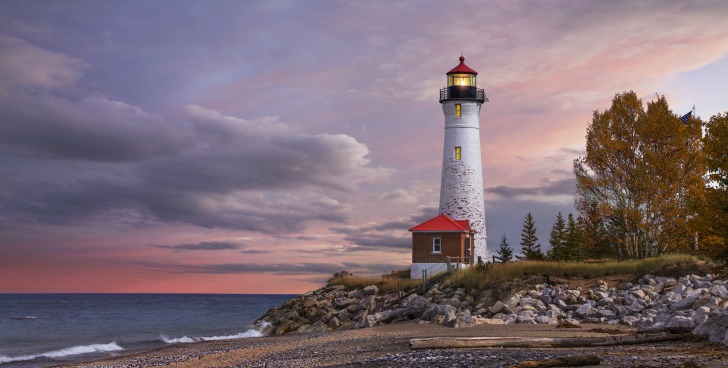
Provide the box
[487,178,577,200]
[138,261,406,276]
[152,241,242,251]
[331,206,437,251]
[0,35,392,233]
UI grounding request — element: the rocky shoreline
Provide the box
[254,272,728,345]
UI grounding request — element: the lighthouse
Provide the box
[438,55,488,261]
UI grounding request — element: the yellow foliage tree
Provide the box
[573,92,704,258]
[700,112,728,259]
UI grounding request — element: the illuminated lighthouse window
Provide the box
[455,104,461,117]
[454,147,461,160]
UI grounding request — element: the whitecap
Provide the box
[160,327,264,344]
[0,342,122,364]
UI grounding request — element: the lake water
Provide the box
[0,293,294,367]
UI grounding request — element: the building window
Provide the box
[432,238,441,253]
[455,104,461,117]
[454,147,461,160]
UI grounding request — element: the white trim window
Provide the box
[432,237,442,253]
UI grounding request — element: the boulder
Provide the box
[453,310,476,328]
[442,307,459,327]
[516,310,537,324]
[693,306,711,325]
[693,311,728,343]
[710,285,728,299]
[404,295,431,317]
[489,301,505,314]
[363,285,379,295]
[333,297,356,309]
[665,315,694,330]
[575,303,596,318]
[421,304,457,322]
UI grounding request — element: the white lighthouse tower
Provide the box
[438,55,488,261]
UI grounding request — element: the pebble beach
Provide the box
[57,323,728,368]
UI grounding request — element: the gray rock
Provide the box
[440,297,462,308]
[442,307,458,327]
[421,304,456,322]
[333,297,356,309]
[693,310,728,343]
[670,289,705,310]
[516,310,536,324]
[363,285,379,295]
[453,310,475,328]
[404,295,431,317]
[666,315,694,330]
[575,303,596,317]
[489,301,505,314]
[327,316,341,329]
[693,306,711,325]
[492,312,508,320]
[711,285,728,299]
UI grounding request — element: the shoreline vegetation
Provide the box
[57,254,728,367]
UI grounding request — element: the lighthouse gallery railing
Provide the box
[439,86,488,103]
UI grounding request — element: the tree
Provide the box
[580,201,611,259]
[573,92,704,258]
[496,233,514,263]
[517,213,544,260]
[547,212,567,260]
[700,112,728,260]
[564,213,583,260]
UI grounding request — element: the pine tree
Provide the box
[564,213,582,260]
[496,233,514,263]
[517,212,544,260]
[548,212,567,260]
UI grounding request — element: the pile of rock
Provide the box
[253,274,728,345]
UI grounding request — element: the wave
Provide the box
[0,342,122,364]
[160,327,264,344]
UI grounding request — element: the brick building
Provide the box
[409,213,475,279]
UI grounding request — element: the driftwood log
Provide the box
[409,332,693,350]
[515,355,601,368]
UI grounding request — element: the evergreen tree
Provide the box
[496,233,513,263]
[564,213,583,260]
[548,212,567,260]
[517,213,544,260]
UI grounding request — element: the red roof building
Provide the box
[409,213,475,267]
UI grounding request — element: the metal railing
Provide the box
[439,86,488,103]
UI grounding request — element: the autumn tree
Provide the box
[573,91,704,258]
[496,233,514,263]
[517,212,544,260]
[701,112,728,260]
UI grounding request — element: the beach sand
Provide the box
[56,322,728,367]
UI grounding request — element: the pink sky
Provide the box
[1,1,727,293]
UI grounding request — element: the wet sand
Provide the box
[56,322,728,368]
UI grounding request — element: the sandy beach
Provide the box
[56,322,728,368]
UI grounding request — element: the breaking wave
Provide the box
[160,328,264,344]
[0,342,122,364]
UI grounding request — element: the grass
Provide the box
[325,254,707,294]
[327,275,421,293]
[446,253,702,291]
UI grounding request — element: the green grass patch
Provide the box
[447,253,701,291]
